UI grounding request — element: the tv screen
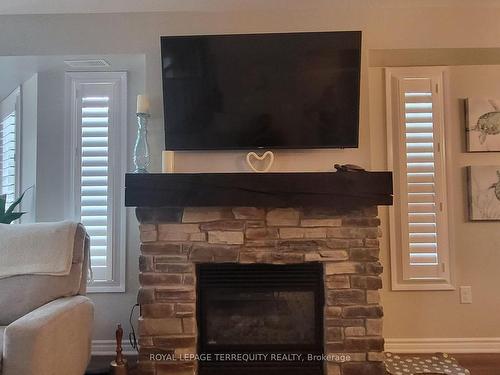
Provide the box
[161,31,361,150]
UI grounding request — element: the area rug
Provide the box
[385,352,471,375]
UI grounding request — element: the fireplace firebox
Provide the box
[197,263,324,375]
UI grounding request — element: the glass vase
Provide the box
[133,113,150,173]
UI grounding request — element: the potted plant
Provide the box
[0,192,26,224]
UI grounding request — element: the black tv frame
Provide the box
[160,31,362,151]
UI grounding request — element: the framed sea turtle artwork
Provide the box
[467,166,500,221]
[465,98,500,152]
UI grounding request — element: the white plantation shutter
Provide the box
[67,72,127,291]
[0,113,17,203]
[80,94,112,281]
[386,67,451,289]
[0,88,20,205]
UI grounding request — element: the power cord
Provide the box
[129,303,139,352]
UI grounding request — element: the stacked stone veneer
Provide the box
[136,206,385,375]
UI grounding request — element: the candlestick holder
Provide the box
[133,113,150,173]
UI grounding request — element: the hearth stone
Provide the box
[136,206,384,375]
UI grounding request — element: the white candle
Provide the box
[162,150,175,173]
[136,94,150,114]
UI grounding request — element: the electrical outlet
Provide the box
[460,286,472,304]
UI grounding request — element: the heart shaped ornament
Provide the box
[246,151,275,173]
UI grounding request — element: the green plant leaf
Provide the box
[0,194,6,215]
[0,211,26,224]
[5,190,26,216]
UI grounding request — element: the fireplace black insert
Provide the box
[197,263,324,375]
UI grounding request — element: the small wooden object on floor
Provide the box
[110,324,128,375]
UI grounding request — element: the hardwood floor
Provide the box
[87,354,500,374]
[86,355,138,375]
[452,354,500,375]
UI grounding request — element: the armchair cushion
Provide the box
[2,296,93,375]
[0,223,89,325]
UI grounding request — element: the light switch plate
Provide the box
[460,286,472,304]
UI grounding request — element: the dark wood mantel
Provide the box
[125,172,393,208]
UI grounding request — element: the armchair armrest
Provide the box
[3,296,94,375]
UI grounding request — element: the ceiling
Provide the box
[2,0,500,15]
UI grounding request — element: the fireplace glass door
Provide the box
[197,263,324,375]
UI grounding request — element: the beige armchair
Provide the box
[0,223,94,375]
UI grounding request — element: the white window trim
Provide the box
[0,87,22,203]
[385,66,454,291]
[66,72,127,293]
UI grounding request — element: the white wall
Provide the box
[3,4,500,345]
[20,73,38,223]
[369,64,500,342]
[34,69,66,220]
[3,6,500,174]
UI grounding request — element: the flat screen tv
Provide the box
[161,31,361,150]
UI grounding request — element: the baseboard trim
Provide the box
[92,340,136,356]
[93,338,500,355]
[385,337,500,353]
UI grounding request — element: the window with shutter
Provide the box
[386,67,452,290]
[80,95,111,281]
[0,87,20,205]
[67,72,127,292]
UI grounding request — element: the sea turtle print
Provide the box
[489,170,500,201]
[473,99,500,144]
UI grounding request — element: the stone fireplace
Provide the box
[136,205,385,375]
